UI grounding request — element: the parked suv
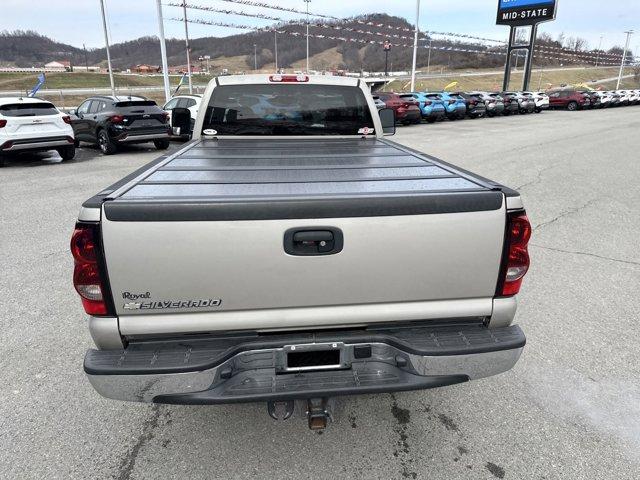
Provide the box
[547,89,591,111]
[0,97,75,166]
[162,94,202,138]
[69,95,171,154]
[399,93,445,123]
[374,92,421,125]
[523,91,550,113]
[451,92,487,119]
[430,92,466,120]
[496,92,521,115]
[580,91,600,109]
[472,92,505,117]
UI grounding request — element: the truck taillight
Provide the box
[71,223,111,316]
[498,212,531,296]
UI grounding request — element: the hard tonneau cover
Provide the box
[93,138,507,221]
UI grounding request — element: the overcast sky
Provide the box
[2,0,638,53]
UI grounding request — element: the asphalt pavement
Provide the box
[1,107,639,480]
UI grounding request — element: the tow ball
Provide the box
[266,398,333,430]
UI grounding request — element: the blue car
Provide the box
[427,92,467,120]
[399,93,446,123]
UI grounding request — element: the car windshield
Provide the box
[202,84,375,136]
[0,102,58,117]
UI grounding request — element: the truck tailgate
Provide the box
[100,138,506,333]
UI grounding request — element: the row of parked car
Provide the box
[373,87,640,124]
[0,93,202,165]
[373,90,549,124]
[546,88,640,110]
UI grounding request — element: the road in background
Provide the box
[1,108,639,479]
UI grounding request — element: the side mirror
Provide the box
[69,109,76,116]
[378,108,395,136]
[171,107,191,136]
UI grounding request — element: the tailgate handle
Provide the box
[284,228,343,256]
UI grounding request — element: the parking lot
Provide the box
[1,106,639,479]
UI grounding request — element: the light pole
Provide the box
[427,38,432,74]
[617,30,634,89]
[383,40,391,76]
[595,34,603,67]
[254,44,257,71]
[99,0,115,97]
[182,1,193,93]
[304,0,311,73]
[409,0,421,92]
[274,31,278,73]
[83,43,89,71]
[155,0,171,102]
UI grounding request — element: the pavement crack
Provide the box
[514,164,557,191]
[530,243,640,267]
[534,198,600,232]
[115,404,163,480]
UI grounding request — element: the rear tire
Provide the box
[154,139,170,150]
[567,101,578,111]
[97,129,117,155]
[426,117,437,123]
[0,154,7,168]
[56,145,75,161]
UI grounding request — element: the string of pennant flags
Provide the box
[166,2,283,21]
[212,0,339,20]
[173,17,625,67]
[172,2,626,62]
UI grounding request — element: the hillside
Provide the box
[1,14,633,76]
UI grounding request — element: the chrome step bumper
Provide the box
[85,324,525,404]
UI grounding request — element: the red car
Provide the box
[374,93,421,125]
[548,89,591,111]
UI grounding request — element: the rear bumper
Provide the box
[112,131,171,143]
[85,324,525,404]
[0,135,74,151]
[421,109,445,119]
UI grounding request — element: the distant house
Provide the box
[44,60,72,72]
[132,64,161,74]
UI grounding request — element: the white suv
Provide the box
[523,91,550,113]
[162,94,202,138]
[0,97,75,166]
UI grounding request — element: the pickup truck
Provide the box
[73,74,531,430]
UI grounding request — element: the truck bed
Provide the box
[88,136,516,332]
[93,138,507,222]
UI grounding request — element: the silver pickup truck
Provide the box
[72,74,531,429]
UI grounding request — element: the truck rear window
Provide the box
[202,84,375,136]
[0,102,58,117]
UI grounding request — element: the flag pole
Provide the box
[99,0,116,97]
[410,0,421,92]
[155,0,172,102]
[182,1,193,94]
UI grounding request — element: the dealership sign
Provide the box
[496,0,557,25]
